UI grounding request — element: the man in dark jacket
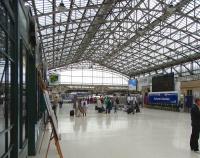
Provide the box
[190,98,200,152]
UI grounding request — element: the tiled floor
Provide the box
[30,104,200,158]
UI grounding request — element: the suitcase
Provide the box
[127,108,134,114]
[70,110,74,116]
[136,106,140,113]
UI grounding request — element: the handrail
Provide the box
[1,144,14,158]
[0,125,13,136]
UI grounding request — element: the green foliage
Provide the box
[50,74,58,83]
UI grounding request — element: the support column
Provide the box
[11,0,20,157]
[27,55,37,155]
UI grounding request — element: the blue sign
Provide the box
[128,79,137,90]
[185,96,193,108]
[148,92,178,105]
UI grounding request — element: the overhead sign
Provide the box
[128,79,137,90]
[148,92,178,105]
[49,73,60,85]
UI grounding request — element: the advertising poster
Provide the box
[128,79,137,90]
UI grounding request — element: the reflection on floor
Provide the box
[29,104,200,158]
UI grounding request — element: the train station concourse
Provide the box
[1,0,200,158]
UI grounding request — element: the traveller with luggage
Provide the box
[82,99,87,117]
[114,97,119,113]
[52,95,59,120]
[127,94,135,114]
[105,96,112,114]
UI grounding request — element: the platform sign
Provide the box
[148,92,178,105]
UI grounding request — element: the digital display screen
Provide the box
[152,73,174,92]
[128,79,137,90]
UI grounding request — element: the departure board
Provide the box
[152,73,174,92]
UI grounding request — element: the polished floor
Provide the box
[30,104,200,158]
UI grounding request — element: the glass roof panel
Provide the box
[25,0,200,76]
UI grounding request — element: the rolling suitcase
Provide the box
[136,105,140,113]
[70,110,74,116]
[127,108,133,114]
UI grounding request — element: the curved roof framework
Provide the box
[49,61,129,86]
[49,60,130,78]
[26,0,200,77]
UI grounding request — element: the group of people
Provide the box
[126,94,142,114]
[51,93,200,153]
[73,97,88,117]
[96,96,120,114]
[95,94,143,114]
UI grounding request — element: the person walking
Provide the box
[82,99,87,117]
[135,95,140,113]
[190,98,200,152]
[59,96,63,108]
[105,97,112,114]
[114,97,119,113]
[52,95,59,121]
[127,94,134,114]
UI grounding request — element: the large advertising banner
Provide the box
[148,92,178,105]
[128,79,137,90]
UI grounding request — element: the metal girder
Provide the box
[48,58,130,78]
[34,4,101,18]
[27,0,200,78]
[58,0,93,65]
[39,19,148,31]
[84,0,147,59]
[52,0,56,67]
[31,0,45,61]
[102,0,193,63]
[129,52,200,76]
[66,0,118,63]
[35,5,162,18]
[57,0,75,67]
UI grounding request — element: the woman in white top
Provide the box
[97,98,102,108]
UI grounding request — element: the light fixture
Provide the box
[57,13,62,34]
[166,4,176,13]
[57,29,62,34]
[57,0,66,12]
[56,47,60,51]
[137,27,143,35]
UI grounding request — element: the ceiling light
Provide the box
[137,27,143,35]
[165,4,176,14]
[57,29,62,34]
[57,13,62,35]
[57,1,66,12]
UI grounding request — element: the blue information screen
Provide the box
[128,79,137,90]
[148,92,178,105]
